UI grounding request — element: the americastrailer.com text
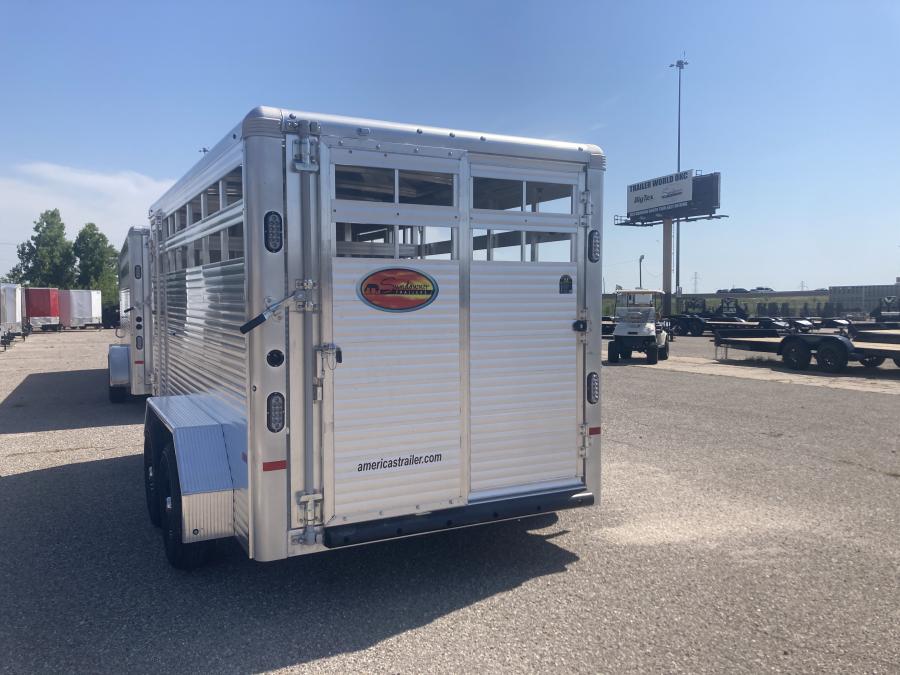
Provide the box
[357,452,443,472]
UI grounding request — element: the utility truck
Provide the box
[124,107,605,568]
[108,227,153,402]
[608,289,669,364]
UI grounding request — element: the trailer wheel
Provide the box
[815,342,848,373]
[646,345,659,364]
[859,355,885,369]
[108,385,127,403]
[782,340,811,370]
[689,319,704,337]
[620,349,632,360]
[672,321,686,336]
[608,341,620,363]
[144,436,161,527]
[159,443,213,570]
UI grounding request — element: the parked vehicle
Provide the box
[608,289,669,364]
[752,286,775,292]
[729,287,750,294]
[59,289,102,329]
[124,107,604,568]
[23,287,60,331]
[108,228,152,402]
[1,283,24,346]
[669,297,750,336]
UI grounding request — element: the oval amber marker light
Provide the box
[267,392,285,432]
[587,372,600,404]
[264,211,283,253]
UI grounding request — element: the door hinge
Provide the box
[295,301,319,312]
[291,136,320,173]
[312,377,323,401]
[578,424,590,458]
[296,492,323,526]
[581,190,593,217]
[295,278,317,291]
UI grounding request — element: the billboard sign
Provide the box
[627,170,694,218]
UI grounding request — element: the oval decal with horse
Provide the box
[357,268,439,312]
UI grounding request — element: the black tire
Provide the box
[815,342,848,373]
[646,345,659,364]
[672,321,686,336]
[108,385,127,403]
[689,319,704,337]
[144,436,161,527]
[658,339,670,361]
[621,349,633,360]
[159,443,213,570]
[859,355,885,369]
[608,341,620,363]
[782,340,811,370]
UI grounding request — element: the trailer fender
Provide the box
[145,396,236,543]
[108,344,131,387]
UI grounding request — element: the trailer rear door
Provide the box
[318,145,584,526]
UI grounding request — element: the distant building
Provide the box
[828,281,900,314]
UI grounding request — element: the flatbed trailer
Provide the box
[714,328,900,373]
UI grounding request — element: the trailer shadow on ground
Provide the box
[715,356,900,380]
[0,368,145,433]
[0,455,575,672]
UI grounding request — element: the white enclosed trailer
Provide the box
[59,289,102,329]
[1,283,24,346]
[139,107,605,568]
[108,227,153,402]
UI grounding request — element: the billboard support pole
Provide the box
[663,217,673,316]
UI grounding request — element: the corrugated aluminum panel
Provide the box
[330,259,462,523]
[162,259,247,410]
[470,262,578,493]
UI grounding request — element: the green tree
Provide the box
[7,209,76,287]
[73,223,119,308]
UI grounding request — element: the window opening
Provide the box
[398,170,454,206]
[335,165,395,203]
[526,181,573,214]
[473,177,523,211]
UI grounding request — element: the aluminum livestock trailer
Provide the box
[132,106,605,568]
[108,227,153,402]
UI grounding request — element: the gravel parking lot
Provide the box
[1,331,897,673]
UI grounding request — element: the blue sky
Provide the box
[1,0,898,291]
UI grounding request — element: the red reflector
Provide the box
[589,426,602,436]
[134,360,144,364]
[262,460,287,472]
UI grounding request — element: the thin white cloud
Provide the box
[0,163,174,275]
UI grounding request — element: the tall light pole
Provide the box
[639,254,645,288]
[670,56,688,308]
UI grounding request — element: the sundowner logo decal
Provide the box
[358,268,439,312]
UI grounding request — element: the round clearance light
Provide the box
[266,349,284,367]
[267,392,285,432]
[586,372,600,404]
[588,230,601,263]
[264,211,283,253]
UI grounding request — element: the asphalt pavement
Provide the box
[0,332,897,673]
